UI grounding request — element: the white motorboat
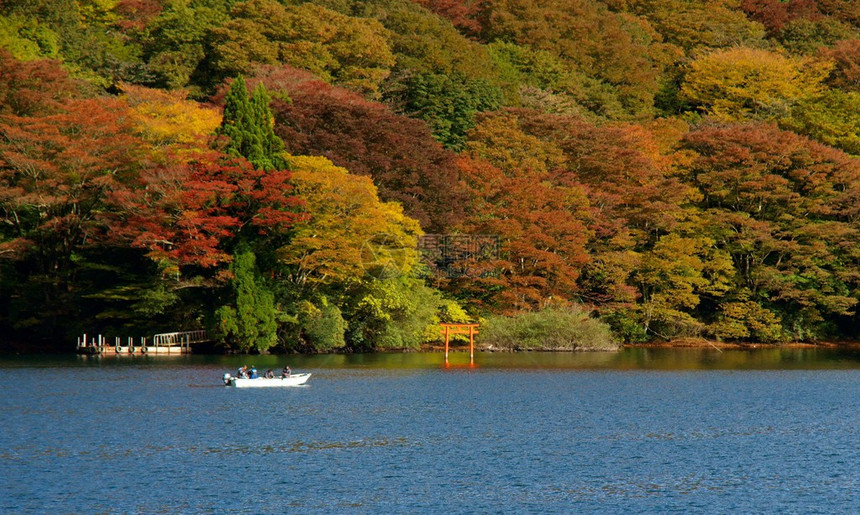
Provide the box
[223,372,311,387]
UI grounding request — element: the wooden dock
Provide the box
[76,330,208,355]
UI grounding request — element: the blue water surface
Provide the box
[1,351,859,513]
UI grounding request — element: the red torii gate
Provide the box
[440,323,480,367]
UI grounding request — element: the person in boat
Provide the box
[249,366,258,379]
[237,365,249,378]
[265,369,274,379]
[281,365,292,378]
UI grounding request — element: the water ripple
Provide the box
[2,357,860,512]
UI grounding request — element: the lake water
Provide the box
[2,348,860,513]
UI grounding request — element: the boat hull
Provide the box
[223,373,311,387]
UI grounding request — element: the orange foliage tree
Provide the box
[0,50,83,116]
[452,155,592,313]
[0,97,144,271]
[0,95,148,338]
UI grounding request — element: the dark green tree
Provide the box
[386,72,502,150]
[216,75,286,170]
[215,249,278,353]
[142,1,230,90]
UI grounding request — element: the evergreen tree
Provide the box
[250,82,286,168]
[215,250,279,353]
[216,75,286,170]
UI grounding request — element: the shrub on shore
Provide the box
[481,306,618,351]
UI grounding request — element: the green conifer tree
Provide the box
[249,82,286,169]
[217,75,250,154]
[215,250,278,353]
[216,75,286,170]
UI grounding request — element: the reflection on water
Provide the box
[1,348,860,512]
[5,346,860,370]
[197,346,860,370]
[233,346,860,370]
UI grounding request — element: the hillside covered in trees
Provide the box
[1,0,859,352]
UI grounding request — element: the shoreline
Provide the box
[425,338,860,353]
[622,338,860,350]
[3,338,860,356]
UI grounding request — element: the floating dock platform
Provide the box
[76,331,206,355]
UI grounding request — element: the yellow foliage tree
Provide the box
[783,90,860,156]
[78,0,120,25]
[120,84,222,150]
[614,0,766,52]
[211,0,395,98]
[681,47,832,121]
[712,295,784,343]
[0,15,60,60]
[465,111,567,176]
[280,155,422,287]
[635,233,734,337]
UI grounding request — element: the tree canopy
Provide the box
[2,0,860,351]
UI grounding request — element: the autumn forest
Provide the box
[1,0,859,352]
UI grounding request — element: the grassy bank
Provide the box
[480,306,619,351]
